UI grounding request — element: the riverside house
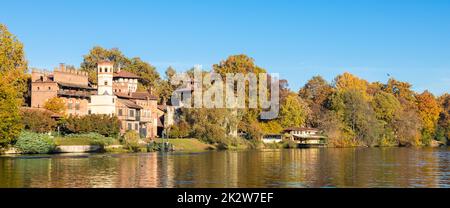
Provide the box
[284,127,327,147]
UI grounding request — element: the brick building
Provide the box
[30,62,159,139]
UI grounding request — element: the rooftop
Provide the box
[115,91,158,100]
[117,99,143,109]
[113,70,140,79]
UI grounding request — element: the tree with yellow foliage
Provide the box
[0,24,27,147]
[415,91,441,145]
[334,72,370,99]
[43,97,66,115]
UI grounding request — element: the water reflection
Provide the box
[0,148,449,188]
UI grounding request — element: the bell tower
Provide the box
[88,61,117,115]
[97,61,114,95]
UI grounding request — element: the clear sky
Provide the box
[1,0,449,95]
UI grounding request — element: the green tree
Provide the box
[279,94,309,128]
[437,94,450,144]
[371,92,402,146]
[127,57,160,89]
[157,67,177,104]
[331,90,383,146]
[80,46,130,84]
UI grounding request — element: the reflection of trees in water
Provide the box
[0,149,446,188]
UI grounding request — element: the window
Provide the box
[112,98,115,103]
[99,68,102,73]
[75,103,80,110]
[68,103,73,110]
[88,110,91,115]
[104,81,108,86]
[128,123,132,130]
[135,124,138,130]
[48,87,51,90]
[37,87,40,91]
[118,109,123,116]
[129,110,134,117]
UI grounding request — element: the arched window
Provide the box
[99,68,103,73]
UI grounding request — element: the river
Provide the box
[0,148,449,188]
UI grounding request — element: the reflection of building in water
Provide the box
[158,155,175,188]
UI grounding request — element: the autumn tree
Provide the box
[371,92,402,145]
[0,78,22,147]
[437,94,450,144]
[334,72,369,98]
[393,108,422,146]
[212,55,267,139]
[416,91,441,145]
[299,76,334,127]
[383,78,416,104]
[43,97,66,115]
[0,24,27,147]
[331,90,383,147]
[279,94,310,128]
[21,109,57,133]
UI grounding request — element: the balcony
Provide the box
[58,90,91,98]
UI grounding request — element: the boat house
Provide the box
[283,127,327,147]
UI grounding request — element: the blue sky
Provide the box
[1,0,449,95]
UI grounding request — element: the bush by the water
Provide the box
[14,132,56,154]
[20,109,57,133]
[122,131,141,152]
[61,114,120,137]
[54,133,116,146]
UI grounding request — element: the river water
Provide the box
[0,148,449,188]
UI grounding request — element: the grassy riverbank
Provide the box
[156,139,216,152]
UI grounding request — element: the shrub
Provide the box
[123,131,141,152]
[61,114,120,137]
[14,131,56,154]
[55,133,116,146]
[21,109,57,133]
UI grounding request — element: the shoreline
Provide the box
[1,138,447,156]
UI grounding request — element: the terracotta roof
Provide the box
[117,99,143,109]
[115,92,158,100]
[113,70,140,79]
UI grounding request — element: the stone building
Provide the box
[30,62,159,139]
[31,64,95,116]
